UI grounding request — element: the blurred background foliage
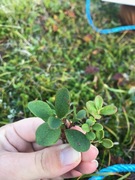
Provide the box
[0,0,135,179]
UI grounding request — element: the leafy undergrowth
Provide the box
[0,0,135,179]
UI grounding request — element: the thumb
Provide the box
[2,144,81,180]
[33,144,81,179]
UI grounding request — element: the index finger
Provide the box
[13,117,44,142]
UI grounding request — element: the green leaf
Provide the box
[100,105,117,115]
[82,123,90,133]
[46,100,55,109]
[94,114,102,119]
[36,123,61,146]
[55,88,70,118]
[94,95,103,110]
[77,110,86,119]
[92,123,103,131]
[28,100,53,121]
[86,101,101,119]
[48,116,62,129]
[65,129,90,152]
[86,117,96,126]
[86,101,97,114]
[96,130,104,140]
[102,138,114,148]
[86,131,96,141]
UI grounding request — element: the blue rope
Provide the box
[88,164,135,180]
[86,0,135,34]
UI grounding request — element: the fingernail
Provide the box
[91,160,99,168]
[60,145,81,166]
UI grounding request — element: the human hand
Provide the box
[0,117,99,180]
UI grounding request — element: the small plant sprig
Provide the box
[28,88,117,152]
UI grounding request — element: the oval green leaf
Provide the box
[100,105,117,116]
[77,110,86,119]
[48,116,62,129]
[65,129,90,152]
[36,123,61,146]
[94,95,103,110]
[46,100,55,109]
[86,101,97,114]
[86,117,96,126]
[55,88,70,118]
[102,138,114,148]
[86,131,96,141]
[28,100,53,121]
[92,123,103,131]
[82,123,90,133]
[96,130,104,140]
[86,101,101,119]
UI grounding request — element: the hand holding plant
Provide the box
[28,88,117,152]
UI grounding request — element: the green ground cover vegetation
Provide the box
[0,0,135,179]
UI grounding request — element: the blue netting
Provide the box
[89,164,135,180]
[86,0,135,34]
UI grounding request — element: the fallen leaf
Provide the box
[85,65,99,74]
[83,34,93,42]
[64,10,76,18]
[112,73,125,86]
[52,24,58,32]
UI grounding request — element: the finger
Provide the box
[71,126,99,162]
[12,117,44,142]
[0,118,44,152]
[62,146,98,178]
[63,169,82,179]
[71,126,85,133]
[75,160,98,174]
[81,144,99,162]
[0,144,81,180]
[41,178,64,180]
[32,140,63,151]
[71,127,99,161]
[62,145,98,178]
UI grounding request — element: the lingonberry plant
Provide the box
[28,88,117,152]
